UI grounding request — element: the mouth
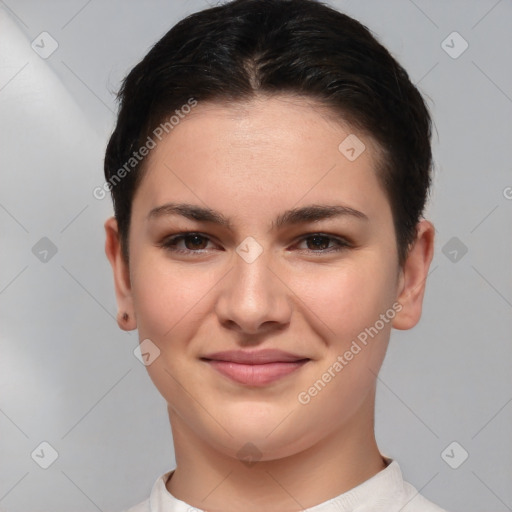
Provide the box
[200,349,311,386]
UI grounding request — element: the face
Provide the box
[106,95,432,462]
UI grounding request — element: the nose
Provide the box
[215,247,292,336]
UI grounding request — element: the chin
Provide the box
[197,405,319,461]
[213,428,312,463]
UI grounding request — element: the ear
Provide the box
[104,216,137,331]
[392,219,435,330]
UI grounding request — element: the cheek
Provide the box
[129,258,217,413]
[290,262,396,434]
[292,253,397,344]
[130,251,217,340]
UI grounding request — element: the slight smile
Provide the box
[201,349,311,386]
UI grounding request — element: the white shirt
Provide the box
[123,459,448,512]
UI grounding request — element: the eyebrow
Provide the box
[147,202,368,229]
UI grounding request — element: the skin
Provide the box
[105,95,435,512]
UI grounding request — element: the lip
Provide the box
[201,349,310,386]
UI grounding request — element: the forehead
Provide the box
[132,95,391,225]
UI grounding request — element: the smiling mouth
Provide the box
[200,349,311,386]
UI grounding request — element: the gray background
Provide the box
[0,1,511,511]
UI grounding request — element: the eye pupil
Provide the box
[185,235,207,250]
[307,235,329,250]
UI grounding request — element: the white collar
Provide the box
[146,457,430,512]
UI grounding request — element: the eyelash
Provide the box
[158,232,352,255]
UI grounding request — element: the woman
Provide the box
[103,0,446,510]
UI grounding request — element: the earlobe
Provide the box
[392,219,435,331]
[116,310,135,330]
[104,217,137,331]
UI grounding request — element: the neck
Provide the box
[166,391,386,512]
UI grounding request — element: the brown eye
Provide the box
[296,234,351,253]
[160,232,215,253]
[182,234,208,250]
[306,235,331,250]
